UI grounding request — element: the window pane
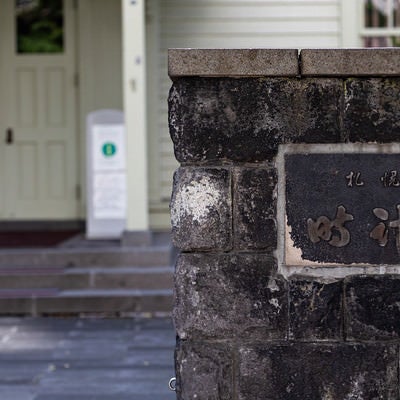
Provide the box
[16,0,64,54]
[365,0,388,28]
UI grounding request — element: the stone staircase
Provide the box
[0,233,174,315]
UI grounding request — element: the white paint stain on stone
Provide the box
[344,373,365,400]
[171,176,223,226]
[267,278,280,292]
[321,384,335,400]
[269,298,281,310]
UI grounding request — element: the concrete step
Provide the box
[0,289,173,315]
[0,233,175,314]
[0,246,172,267]
[0,266,174,290]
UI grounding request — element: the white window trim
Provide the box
[357,0,400,45]
[341,0,363,47]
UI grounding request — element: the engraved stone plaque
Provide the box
[283,146,400,266]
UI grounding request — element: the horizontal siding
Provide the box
[162,0,338,5]
[162,20,339,35]
[161,4,339,19]
[161,35,340,47]
[155,0,341,206]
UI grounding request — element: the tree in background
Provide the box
[16,0,64,53]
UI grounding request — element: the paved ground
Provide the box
[0,316,176,399]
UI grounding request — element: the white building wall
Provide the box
[151,0,342,228]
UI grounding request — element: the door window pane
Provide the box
[16,0,64,54]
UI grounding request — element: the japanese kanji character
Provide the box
[370,205,400,248]
[346,171,364,187]
[307,205,354,248]
[369,207,389,247]
[389,205,400,249]
[380,170,400,187]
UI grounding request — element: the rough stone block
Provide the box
[168,78,297,163]
[301,48,400,76]
[345,78,400,143]
[168,48,299,78]
[170,167,232,251]
[238,343,398,400]
[168,78,342,163]
[175,340,233,400]
[233,167,277,250]
[345,275,400,340]
[173,253,287,340]
[296,78,342,144]
[289,277,343,340]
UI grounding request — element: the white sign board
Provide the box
[86,110,127,238]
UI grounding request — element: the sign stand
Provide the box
[86,110,126,239]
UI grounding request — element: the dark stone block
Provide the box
[168,78,342,163]
[175,340,233,400]
[170,167,232,251]
[296,78,342,144]
[238,343,398,400]
[345,275,400,340]
[233,167,277,250]
[173,253,287,340]
[345,78,400,143]
[289,277,343,340]
[168,78,294,163]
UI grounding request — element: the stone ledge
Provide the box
[169,48,400,78]
[301,48,400,76]
[168,48,299,77]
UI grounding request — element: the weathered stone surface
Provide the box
[175,340,233,400]
[169,78,293,162]
[170,167,232,251]
[238,343,398,400]
[173,253,287,340]
[289,277,343,340]
[233,167,277,250]
[301,48,400,76]
[345,78,400,143]
[345,275,400,340]
[168,48,299,78]
[169,78,342,163]
[296,79,342,144]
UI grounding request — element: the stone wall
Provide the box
[168,49,400,399]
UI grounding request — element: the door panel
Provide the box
[0,0,79,220]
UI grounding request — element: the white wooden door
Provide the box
[0,0,79,220]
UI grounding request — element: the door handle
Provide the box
[6,128,13,144]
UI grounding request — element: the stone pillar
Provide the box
[169,49,400,399]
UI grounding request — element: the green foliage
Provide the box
[17,0,64,54]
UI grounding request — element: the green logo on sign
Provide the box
[102,142,116,157]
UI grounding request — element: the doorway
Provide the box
[0,0,80,220]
